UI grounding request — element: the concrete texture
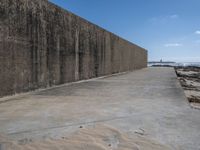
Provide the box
[0,0,147,97]
[0,67,200,150]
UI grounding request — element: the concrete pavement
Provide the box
[0,67,200,149]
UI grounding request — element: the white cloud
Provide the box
[195,30,200,35]
[162,57,200,62]
[170,14,179,19]
[164,43,182,47]
[149,14,179,24]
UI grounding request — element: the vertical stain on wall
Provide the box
[0,0,147,97]
[75,28,79,81]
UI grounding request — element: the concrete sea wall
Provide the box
[0,0,147,97]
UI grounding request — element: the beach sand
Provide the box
[0,124,170,150]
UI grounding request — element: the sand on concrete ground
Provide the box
[0,124,170,150]
[0,68,200,150]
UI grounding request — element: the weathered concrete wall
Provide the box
[0,0,147,97]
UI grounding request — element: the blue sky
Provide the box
[49,0,200,62]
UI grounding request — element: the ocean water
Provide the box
[176,62,200,67]
[148,62,200,67]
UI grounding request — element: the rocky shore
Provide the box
[175,66,200,109]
